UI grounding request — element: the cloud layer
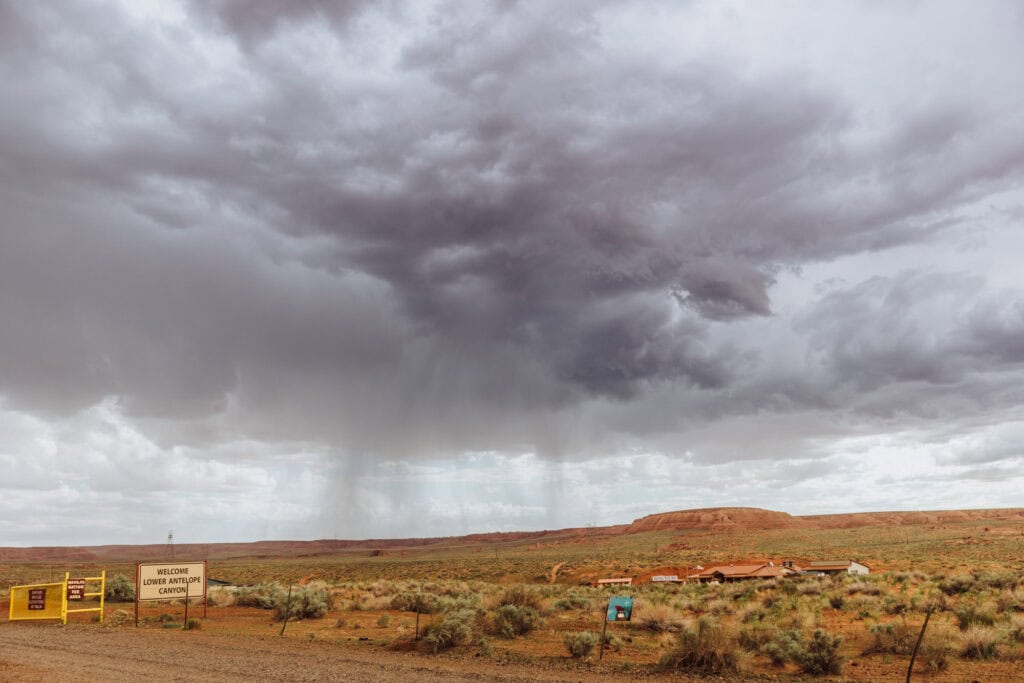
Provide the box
[2,0,1023,544]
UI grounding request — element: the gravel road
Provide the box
[0,623,757,682]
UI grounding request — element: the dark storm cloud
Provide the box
[2,0,1024,461]
[194,0,374,49]
[798,271,1024,391]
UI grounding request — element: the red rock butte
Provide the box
[626,507,801,532]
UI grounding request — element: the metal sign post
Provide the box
[63,571,105,624]
[135,561,207,626]
[599,596,633,660]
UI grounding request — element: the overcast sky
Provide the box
[2,0,1023,547]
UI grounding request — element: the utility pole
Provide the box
[167,530,174,560]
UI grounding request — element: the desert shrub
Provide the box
[184,618,201,630]
[779,606,817,633]
[846,581,881,596]
[205,588,233,607]
[600,630,623,652]
[738,604,766,624]
[863,621,915,655]
[792,628,844,675]
[234,583,282,609]
[495,585,542,611]
[975,570,1019,591]
[707,598,734,616]
[273,583,332,621]
[915,624,955,673]
[674,597,701,613]
[996,589,1024,613]
[826,593,845,610]
[438,594,480,612]
[636,603,686,632]
[563,631,599,659]
[738,623,777,651]
[105,574,136,602]
[491,604,539,638]
[958,625,1001,660]
[422,608,478,653]
[1009,614,1024,643]
[377,614,391,627]
[847,594,881,619]
[724,583,757,602]
[882,596,909,615]
[938,574,976,596]
[798,579,825,596]
[760,628,802,666]
[658,616,744,675]
[554,593,590,611]
[955,603,997,630]
[390,592,442,614]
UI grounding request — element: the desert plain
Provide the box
[3,506,1024,682]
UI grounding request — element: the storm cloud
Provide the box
[2,0,1024,544]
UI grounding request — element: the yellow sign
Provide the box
[64,571,106,623]
[8,583,64,622]
[8,571,105,624]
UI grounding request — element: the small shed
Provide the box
[595,577,633,587]
[804,560,870,575]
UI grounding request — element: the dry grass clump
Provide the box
[824,592,845,609]
[493,585,543,611]
[863,621,916,655]
[421,608,480,653]
[737,623,778,652]
[737,603,767,624]
[722,582,757,602]
[635,602,687,632]
[274,581,332,621]
[793,628,844,675]
[974,570,1020,591]
[760,628,802,666]
[389,592,442,614]
[845,580,882,596]
[996,588,1024,613]
[797,578,826,596]
[563,631,599,659]
[553,592,590,611]
[847,594,882,619]
[205,587,234,607]
[938,573,976,596]
[706,598,734,617]
[955,601,998,630]
[658,616,746,675]
[233,582,283,609]
[915,624,956,673]
[105,574,136,602]
[490,604,540,638]
[673,597,701,613]
[388,586,480,614]
[1009,614,1024,643]
[757,625,843,674]
[889,570,926,585]
[958,625,1002,660]
[882,595,909,616]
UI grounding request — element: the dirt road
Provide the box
[0,623,763,682]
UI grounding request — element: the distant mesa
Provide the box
[625,506,1024,533]
[626,507,802,532]
[3,506,1024,563]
